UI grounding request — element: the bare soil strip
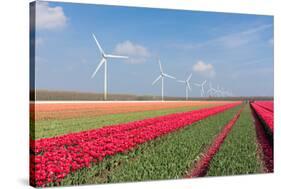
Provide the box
[185,105,245,178]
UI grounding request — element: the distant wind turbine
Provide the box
[91,33,128,100]
[215,85,223,97]
[220,87,226,97]
[194,80,207,97]
[177,73,192,100]
[152,59,176,101]
[207,82,216,97]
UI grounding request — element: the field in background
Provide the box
[31,101,226,139]
[31,89,274,101]
[32,101,228,121]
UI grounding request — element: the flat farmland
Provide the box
[30,101,273,187]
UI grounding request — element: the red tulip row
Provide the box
[30,102,240,187]
[254,101,273,112]
[251,105,274,173]
[251,102,273,133]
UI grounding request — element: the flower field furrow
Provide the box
[186,105,244,178]
[251,102,273,133]
[30,102,240,186]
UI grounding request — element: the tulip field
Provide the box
[251,101,274,134]
[30,100,274,187]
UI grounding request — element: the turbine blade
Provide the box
[187,73,192,81]
[158,59,163,73]
[91,58,105,78]
[202,80,207,85]
[163,73,176,79]
[201,88,205,96]
[187,82,191,90]
[92,33,104,54]
[106,54,128,59]
[152,75,162,85]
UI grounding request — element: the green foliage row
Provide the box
[206,105,263,176]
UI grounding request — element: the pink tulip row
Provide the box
[251,101,273,133]
[251,103,273,172]
[254,101,273,112]
[30,102,240,187]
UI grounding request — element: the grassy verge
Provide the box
[56,105,241,186]
[32,104,215,140]
[206,104,263,176]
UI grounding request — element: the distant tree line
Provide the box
[30,89,273,101]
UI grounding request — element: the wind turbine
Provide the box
[220,87,226,97]
[194,80,207,97]
[91,33,128,100]
[177,73,192,100]
[152,59,176,101]
[215,85,223,97]
[206,82,216,97]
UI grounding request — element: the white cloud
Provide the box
[193,60,215,78]
[174,24,272,50]
[36,2,67,30]
[216,24,272,48]
[114,41,150,64]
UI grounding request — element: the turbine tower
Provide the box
[152,59,176,101]
[194,80,207,97]
[220,87,226,97]
[207,82,216,97]
[177,73,192,100]
[91,33,128,100]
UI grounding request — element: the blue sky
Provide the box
[34,1,274,97]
